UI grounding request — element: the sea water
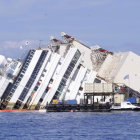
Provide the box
[0,111,140,140]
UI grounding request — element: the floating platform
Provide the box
[46,104,111,112]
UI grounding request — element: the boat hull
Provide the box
[110,108,140,111]
[132,108,140,111]
[110,108,133,111]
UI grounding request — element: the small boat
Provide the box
[110,101,140,111]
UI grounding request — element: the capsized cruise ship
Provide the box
[0,32,140,110]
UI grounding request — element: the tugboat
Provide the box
[110,101,140,111]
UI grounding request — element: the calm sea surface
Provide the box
[0,111,140,140]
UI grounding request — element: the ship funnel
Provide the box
[50,36,55,41]
[61,32,66,37]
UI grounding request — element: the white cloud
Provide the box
[0,40,50,49]
[0,40,33,49]
[0,40,50,59]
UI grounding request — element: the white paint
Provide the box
[42,48,79,104]
[30,53,61,106]
[0,55,7,68]
[9,50,42,104]
[0,76,9,98]
[23,50,52,104]
[72,41,93,70]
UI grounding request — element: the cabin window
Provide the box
[58,62,62,65]
[60,78,67,85]
[50,79,53,83]
[67,66,73,72]
[34,86,39,91]
[94,78,101,83]
[70,62,75,68]
[39,98,43,103]
[63,74,69,79]
[58,85,65,92]
[19,74,24,78]
[79,87,83,91]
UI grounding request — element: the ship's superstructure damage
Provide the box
[0,32,140,110]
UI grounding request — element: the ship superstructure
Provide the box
[0,32,140,110]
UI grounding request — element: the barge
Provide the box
[46,104,111,112]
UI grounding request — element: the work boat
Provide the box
[110,101,140,111]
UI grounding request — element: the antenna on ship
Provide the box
[38,40,44,49]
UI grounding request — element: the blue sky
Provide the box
[0,0,140,59]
